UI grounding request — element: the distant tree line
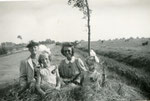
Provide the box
[0,42,15,55]
[0,46,8,55]
[55,40,82,47]
[0,39,55,55]
[98,37,149,46]
[39,39,55,45]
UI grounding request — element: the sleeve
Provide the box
[58,61,64,78]
[76,58,87,72]
[35,70,45,96]
[80,71,85,86]
[19,60,27,86]
[96,72,102,86]
[55,66,61,88]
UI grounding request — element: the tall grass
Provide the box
[0,44,148,101]
[76,47,150,99]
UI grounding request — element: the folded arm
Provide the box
[35,70,45,96]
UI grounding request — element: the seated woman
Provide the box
[35,48,60,96]
[58,43,87,87]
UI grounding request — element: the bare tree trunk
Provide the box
[85,0,91,56]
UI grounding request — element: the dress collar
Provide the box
[65,56,75,64]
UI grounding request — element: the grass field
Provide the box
[77,38,150,70]
[77,38,150,98]
[0,43,149,100]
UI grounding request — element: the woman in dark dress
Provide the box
[58,43,87,87]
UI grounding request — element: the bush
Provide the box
[0,47,8,55]
[55,42,62,46]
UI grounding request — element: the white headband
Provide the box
[90,49,99,63]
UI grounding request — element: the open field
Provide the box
[0,44,149,100]
[77,38,150,70]
[77,38,150,97]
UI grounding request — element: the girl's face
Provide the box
[88,65,95,72]
[40,53,50,68]
[86,57,95,72]
[63,47,72,60]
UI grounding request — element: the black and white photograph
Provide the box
[0,0,150,101]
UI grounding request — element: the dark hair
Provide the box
[26,40,39,48]
[61,42,74,56]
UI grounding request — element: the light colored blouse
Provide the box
[40,65,57,85]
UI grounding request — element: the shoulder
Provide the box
[20,58,28,66]
[75,57,82,61]
[20,57,30,63]
[75,58,84,64]
[59,59,66,67]
[48,65,56,70]
[60,59,66,64]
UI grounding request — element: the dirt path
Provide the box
[0,44,55,86]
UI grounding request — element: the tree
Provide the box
[17,35,22,40]
[68,0,91,55]
[17,35,23,43]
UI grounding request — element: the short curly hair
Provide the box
[38,51,52,65]
[61,42,74,56]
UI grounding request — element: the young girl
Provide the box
[81,50,102,91]
[35,49,60,96]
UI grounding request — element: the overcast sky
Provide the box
[0,0,150,44]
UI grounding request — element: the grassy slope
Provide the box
[77,38,150,97]
[78,38,150,71]
[0,44,148,100]
[76,49,148,100]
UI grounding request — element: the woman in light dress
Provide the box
[35,45,60,96]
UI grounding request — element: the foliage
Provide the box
[0,46,8,55]
[17,35,22,40]
[68,0,91,17]
[55,42,62,46]
[0,42,27,55]
[71,40,80,47]
[39,39,55,45]
[68,0,92,55]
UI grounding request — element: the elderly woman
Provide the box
[58,43,87,87]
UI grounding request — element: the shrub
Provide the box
[0,47,8,55]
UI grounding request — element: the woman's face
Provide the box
[63,47,72,60]
[40,53,50,68]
